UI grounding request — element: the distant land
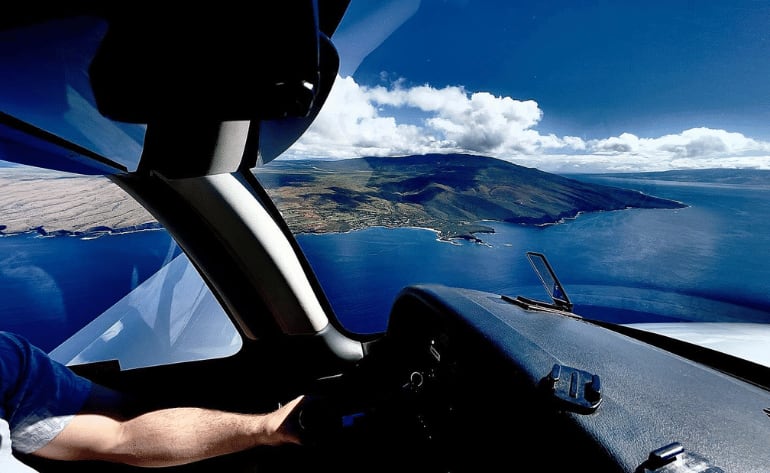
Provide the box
[571,168,770,187]
[255,154,687,240]
[0,167,156,236]
[0,154,698,239]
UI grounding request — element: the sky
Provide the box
[284,0,770,173]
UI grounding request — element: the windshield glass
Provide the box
[0,16,146,172]
[254,1,770,366]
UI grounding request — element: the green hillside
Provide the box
[256,154,686,239]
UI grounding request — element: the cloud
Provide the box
[286,75,573,158]
[283,75,770,173]
[286,76,440,157]
[589,128,770,159]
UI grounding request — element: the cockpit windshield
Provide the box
[0,16,145,173]
[253,1,770,365]
[0,1,769,370]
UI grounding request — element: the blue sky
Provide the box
[286,0,770,173]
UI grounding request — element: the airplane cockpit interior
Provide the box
[1,2,769,472]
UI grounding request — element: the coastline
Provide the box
[0,170,157,237]
[0,222,165,239]
[1,163,685,243]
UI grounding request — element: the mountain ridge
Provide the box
[257,153,687,239]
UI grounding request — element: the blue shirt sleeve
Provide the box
[0,332,93,454]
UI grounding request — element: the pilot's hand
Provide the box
[269,395,306,445]
[281,394,344,447]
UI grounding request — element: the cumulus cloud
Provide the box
[282,75,770,173]
[284,76,442,157]
[589,128,770,159]
[286,75,578,158]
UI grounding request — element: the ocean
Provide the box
[296,175,770,333]
[1,176,769,347]
[0,230,181,351]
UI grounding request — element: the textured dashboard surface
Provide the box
[380,284,770,472]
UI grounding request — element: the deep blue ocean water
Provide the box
[296,176,770,333]
[1,176,769,345]
[0,230,180,351]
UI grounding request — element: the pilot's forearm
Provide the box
[34,396,303,467]
[116,403,301,467]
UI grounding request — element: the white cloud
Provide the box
[282,75,770,173]
[588,128,770,159]
[284,76,446,157]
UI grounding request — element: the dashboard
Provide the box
[332,284,770,472]
[22,283,770,473]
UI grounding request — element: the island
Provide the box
[0,166,157,236]
[0,153,687,239]
[255,154,686,240]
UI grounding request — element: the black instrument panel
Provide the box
[364,284,770,473]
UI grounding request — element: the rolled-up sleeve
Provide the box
[0,332,92,454]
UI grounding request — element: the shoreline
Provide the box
[0,164,686,243]
[0,202,690,244]
[0,222,163,239]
